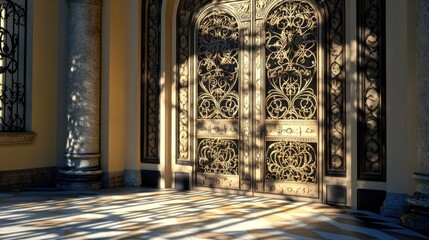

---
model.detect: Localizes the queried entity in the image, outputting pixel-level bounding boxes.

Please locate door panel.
[255,0,321,198]
[194,4,251,190]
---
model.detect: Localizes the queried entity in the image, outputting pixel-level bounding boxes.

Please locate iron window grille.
[0,0,26,132]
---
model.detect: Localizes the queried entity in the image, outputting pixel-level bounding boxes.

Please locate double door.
[193,0,323,199]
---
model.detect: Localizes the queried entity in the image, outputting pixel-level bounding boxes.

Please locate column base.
[57,168,103,190]
[400,193,429,234]
[380,192,408,217]
[124,169,142,187]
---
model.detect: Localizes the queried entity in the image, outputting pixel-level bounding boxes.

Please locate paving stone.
[0,188,428,239]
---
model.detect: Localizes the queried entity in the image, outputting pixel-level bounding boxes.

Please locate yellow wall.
[0,0,58,171]
[0,0,143,175]
[124,0,142,171]
[101,0,126,173]
[101,0,142,174]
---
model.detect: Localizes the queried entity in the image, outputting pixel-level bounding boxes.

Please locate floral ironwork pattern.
[197,138,239,175]
[177,0,210,163]
[0,0,26,132]
[197,10,239,120]
[141,0,162,163]
[265,1,318,120]
[177,0,347,188]
[326,0,346,176]
[358,0,385,180]
[266,141,317,183]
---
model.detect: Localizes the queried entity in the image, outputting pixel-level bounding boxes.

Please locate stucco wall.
[0,0,143,184]
[101,0,142,178]
[101,0,127,174]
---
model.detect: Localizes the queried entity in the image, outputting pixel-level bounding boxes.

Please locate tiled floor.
[0,188,428,240]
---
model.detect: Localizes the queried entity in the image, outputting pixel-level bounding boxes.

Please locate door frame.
[184,0,326,202]
[171,0,348,203]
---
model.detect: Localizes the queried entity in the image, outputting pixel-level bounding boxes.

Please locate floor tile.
[0,188,428,239]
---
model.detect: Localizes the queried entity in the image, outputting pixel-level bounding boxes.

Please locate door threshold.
[192,186,323,202]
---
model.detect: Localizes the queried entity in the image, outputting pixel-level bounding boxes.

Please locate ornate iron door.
[194,2,252,190]
[254,0,322,198]
[192,0,323,198]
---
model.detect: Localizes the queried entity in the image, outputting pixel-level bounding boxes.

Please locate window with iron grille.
[0,0,26,132]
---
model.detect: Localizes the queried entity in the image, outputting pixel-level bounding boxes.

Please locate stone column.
[400,0,429,232]
[57,0,103,190]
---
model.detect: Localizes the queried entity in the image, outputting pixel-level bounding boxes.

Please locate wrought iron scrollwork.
[265,0,318,120]
[0,0,26,132]
[141,0,162,164]
[195,9,242,182]
[197,10,239,120]
[326,0,346,176]
[177,0,210,164]
[358,0,385,181]
[197,138,239,175]
[177,0,348,187]
[266,141,317,183]
[264,0,318,185]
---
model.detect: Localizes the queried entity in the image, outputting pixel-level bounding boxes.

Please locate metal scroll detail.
[266,141,317,183]
[177,0,210,164]
[358,0,385,180]
[264,0,319,185]
[141,0,162,164]
[197,139,239,175]
[195,8,242,186]
[326,0,346,176]
[197,10,239,120]
[265,1,318,120]
[176,0,346,191]
[0,0,26,132]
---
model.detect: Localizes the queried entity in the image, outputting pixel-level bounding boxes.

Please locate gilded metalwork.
[326,0,346,176]
[256,0,321,197]
[241,20,251,190]
[0,0,26,132]
[197,120,239,139]
[231,2,251,21]
[254,19,264,189]
[141,0,162,163]
[358,0,385,180]
[265,120,317,140]
[196,174,240,188]
[265,0,318,120]
[194,5,249,190]
[177,0,210,163]
[197,9,240,120]
[266,141,317,183]
[256,0,276,18]
[175,0,347,197]
[197,138,239,175]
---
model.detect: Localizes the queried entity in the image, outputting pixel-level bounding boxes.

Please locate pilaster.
[400,0,429,232]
